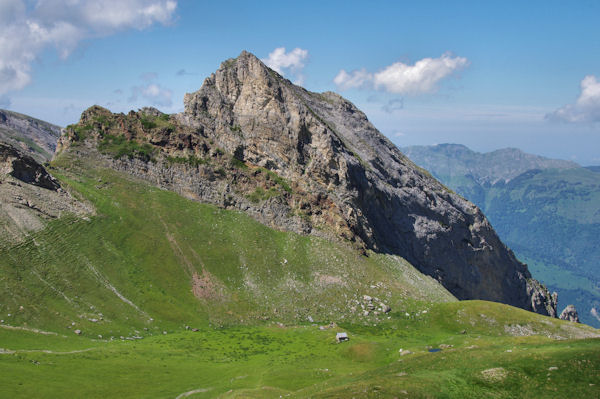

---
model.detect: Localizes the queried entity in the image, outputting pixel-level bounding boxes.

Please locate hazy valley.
[403,144,600,328]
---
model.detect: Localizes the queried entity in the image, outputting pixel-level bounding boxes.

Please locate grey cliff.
[58,51,557,317]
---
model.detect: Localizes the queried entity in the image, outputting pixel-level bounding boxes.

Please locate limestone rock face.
[177,51,555,316]
[559,305,580,323]
[60,51,557,317]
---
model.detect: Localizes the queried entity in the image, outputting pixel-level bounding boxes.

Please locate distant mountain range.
[0,109,61,163]
[402,144,600,327]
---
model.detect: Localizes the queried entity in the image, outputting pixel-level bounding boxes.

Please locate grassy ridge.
[0,154,454,338]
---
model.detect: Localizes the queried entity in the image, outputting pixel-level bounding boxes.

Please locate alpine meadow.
[1,2,599,398]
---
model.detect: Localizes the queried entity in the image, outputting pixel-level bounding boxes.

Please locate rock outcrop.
[0,143,91,241]
[57,51,557,317]
[1,143,60,190]
[559,305,580,323]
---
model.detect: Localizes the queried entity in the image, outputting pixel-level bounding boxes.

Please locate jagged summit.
[58,50,557,317]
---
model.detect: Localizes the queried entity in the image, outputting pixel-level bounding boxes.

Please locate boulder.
[559,305,580,323]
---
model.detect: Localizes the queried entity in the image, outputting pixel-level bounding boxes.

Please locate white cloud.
[129,73,172,107]
[333,68,372,90]
[547,75,600,123]
[0,0,25,25]
[262,47,308,74]
[129,83,172,107]
[0,0,177,97]
[262,47,308,84]
[334,53,469,95]
[77,0,176,30]
[32,0,177,32]
[374,53,469,94]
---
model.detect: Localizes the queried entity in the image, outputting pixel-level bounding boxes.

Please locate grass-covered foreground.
[1,301,599,398]
[1,153,599,397]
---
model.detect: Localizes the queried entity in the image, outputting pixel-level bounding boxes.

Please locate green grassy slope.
[0,152,454,339]
[1,301,598,398]
[0,152,599,397]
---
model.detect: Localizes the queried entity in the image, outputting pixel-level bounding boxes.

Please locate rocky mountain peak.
[187,51,274,109]
[59,51,557,317]
[180,50,326,177]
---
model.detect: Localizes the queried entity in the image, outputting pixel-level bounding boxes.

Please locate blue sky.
[2,0,600,164]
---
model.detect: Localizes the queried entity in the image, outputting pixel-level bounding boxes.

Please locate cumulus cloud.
[129,82,172,107]
[334,53,469,95]
[0,0,177,97]
[262,47,308,84]
[546,75,600,123]
[129,72,172,107]
[333,68,372,90]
